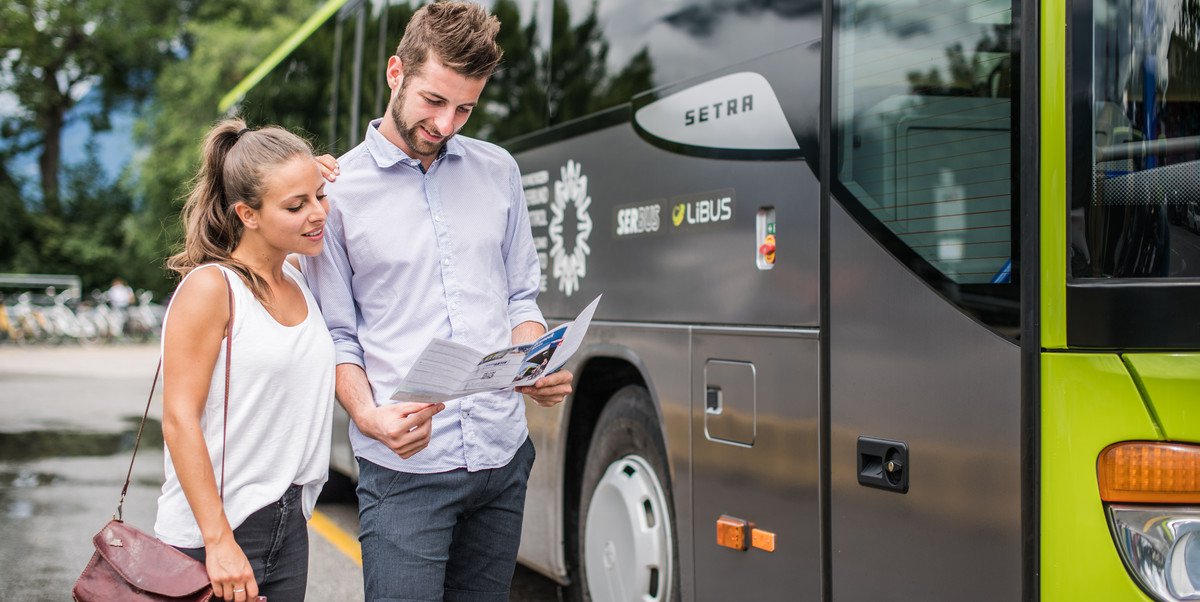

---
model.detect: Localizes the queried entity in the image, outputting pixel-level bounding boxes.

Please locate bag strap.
[116,268,235,520]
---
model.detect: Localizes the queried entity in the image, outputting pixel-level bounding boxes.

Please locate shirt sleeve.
[502,161,546,331]
[301,203,366,368]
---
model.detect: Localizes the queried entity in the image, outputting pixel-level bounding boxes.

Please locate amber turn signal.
[716,515,748,551]
[750,528,776,552]
[1098,441,1200,504]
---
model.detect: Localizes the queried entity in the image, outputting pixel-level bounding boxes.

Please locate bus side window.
[833,0,1019,331]
[837,1,1015,285]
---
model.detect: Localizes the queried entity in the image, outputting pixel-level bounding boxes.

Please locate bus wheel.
[570,385,678,602]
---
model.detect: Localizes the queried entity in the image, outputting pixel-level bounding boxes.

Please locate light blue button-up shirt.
[302,119,545,473]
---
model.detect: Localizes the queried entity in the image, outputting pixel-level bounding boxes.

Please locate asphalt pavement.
[0,344,559,601]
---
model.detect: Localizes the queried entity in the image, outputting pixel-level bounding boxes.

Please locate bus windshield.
[1072,0,1200,280]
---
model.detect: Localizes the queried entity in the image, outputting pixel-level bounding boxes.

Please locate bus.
[222,0,1200,599]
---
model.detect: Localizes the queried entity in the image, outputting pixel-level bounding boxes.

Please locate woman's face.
[248,156,329,256]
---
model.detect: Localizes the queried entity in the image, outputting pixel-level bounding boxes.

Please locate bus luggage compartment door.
[691,331,819,601]
[703,360,756,446]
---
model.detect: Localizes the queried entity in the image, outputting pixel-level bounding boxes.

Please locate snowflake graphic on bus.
[548,160,593,296]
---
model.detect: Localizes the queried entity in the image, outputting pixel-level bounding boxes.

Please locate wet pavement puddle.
[0,416,161,461]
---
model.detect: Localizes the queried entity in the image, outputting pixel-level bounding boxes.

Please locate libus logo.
[548,160,593,297]
[672,195,733,227]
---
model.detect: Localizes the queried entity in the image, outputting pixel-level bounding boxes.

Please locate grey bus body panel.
[830,202,1021,599]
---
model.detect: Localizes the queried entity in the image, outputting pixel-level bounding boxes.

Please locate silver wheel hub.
[584,454,672,602]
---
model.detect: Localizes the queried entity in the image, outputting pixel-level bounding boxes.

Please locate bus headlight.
[1107,506,1200,601]
[1100,442,1200,601]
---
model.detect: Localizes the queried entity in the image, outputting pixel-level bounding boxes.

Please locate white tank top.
[155,263,335,548]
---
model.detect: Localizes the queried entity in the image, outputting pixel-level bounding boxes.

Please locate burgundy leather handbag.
[73,272,238,602]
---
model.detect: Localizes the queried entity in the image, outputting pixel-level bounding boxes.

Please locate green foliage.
[0,0,190,214]
[0,168,37,270]
[0,0,194,296]
[0,145,147,293]
[0,0,317,298]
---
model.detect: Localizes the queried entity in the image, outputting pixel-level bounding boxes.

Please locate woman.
[156,119,335,602]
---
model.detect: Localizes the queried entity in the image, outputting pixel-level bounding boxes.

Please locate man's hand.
[356,401,445,458]
[315,154,339,181]
[517,370,573,407]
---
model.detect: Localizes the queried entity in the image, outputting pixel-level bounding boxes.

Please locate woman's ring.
[233,588,245,593]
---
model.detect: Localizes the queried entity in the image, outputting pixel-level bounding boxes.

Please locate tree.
[470,0,546,142]
[547,0,653,126]
[0,0,190,216]
[0,164,35,270]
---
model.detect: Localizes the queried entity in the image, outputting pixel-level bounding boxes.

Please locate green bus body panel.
[1041,0,1068,349]
[1123,354,1200,442]
[217,0,349,113]
[1041,353,1157,601]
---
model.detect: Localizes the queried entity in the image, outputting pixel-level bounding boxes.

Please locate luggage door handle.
[857,437,909,493]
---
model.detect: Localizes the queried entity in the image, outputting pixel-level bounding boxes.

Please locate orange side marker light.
[716,515,749,551]
[751,528,776,553]
[1098,441,1200,504]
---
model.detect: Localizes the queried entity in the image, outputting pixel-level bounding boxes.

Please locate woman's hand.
[205,531,258,601]
[316,154,339,182]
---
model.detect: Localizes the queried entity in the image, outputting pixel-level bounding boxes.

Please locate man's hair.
[396,0,503,80]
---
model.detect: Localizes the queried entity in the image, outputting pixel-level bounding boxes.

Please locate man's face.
[388,56,487,162]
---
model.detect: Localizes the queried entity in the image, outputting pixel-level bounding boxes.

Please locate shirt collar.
[364,118,465,170]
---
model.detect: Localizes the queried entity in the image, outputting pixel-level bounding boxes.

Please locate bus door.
[828,0,1023,598]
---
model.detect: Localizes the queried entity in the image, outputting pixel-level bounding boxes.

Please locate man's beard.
[390,90,451,159]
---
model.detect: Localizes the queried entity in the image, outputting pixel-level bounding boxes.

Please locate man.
[302,1,573,600]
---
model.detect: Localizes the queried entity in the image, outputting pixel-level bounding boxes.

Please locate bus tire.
[568,385,678,602]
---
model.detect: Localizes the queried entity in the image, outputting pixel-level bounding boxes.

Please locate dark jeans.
[176,484,309,601]
[357,437,535,602]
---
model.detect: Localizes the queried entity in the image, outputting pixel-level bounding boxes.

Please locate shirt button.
[435,215,443,222]
[442,258,450,266]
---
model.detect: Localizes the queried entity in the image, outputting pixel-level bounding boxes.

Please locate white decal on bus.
[549,160,593,296]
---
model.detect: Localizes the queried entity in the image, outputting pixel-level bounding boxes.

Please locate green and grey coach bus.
[222,0,1200,599]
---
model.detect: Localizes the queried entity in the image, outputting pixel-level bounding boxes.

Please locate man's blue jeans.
[356,437,535,602]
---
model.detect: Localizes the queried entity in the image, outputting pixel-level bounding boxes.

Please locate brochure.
[389,295,602,403]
